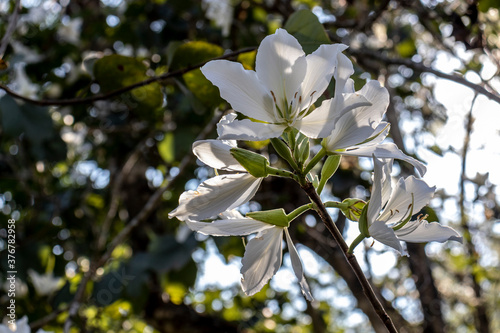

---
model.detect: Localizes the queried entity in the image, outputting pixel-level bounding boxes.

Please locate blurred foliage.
[0,0,499,332]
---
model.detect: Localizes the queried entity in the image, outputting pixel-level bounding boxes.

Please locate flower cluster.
[169,29,462,300]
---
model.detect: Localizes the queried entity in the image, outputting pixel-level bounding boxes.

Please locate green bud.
[270,138,294,163]
[317,155,341,194]
[357,201,370,237]
[293,133,310,165]
[340,198,367,222]
[230,148,269,178]
[246,208,289,227]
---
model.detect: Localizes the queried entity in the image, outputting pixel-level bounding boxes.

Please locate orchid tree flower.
[168,132,263,221]
[185,209,313,301]
[201,28,363,141]
[350,157,462,254]
[319,80,427,176]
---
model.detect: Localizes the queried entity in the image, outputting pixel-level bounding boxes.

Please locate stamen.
[310,90,316,97]
[270,90,277,104]
[294,92,298,99]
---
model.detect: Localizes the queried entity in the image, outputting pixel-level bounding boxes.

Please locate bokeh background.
[0,0,499,332]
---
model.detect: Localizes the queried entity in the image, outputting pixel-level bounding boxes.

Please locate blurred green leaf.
[284,9,331,54]
[158,132,175,164]
[396,39,417,58]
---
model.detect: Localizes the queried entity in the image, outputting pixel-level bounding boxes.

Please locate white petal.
[334,53,355,96]
[256,29,306,107]
[297,93,370,138]
[168,174,262,221]
[193,140,245,172]
[324,81,389,149]
[369,220,403,254]
[241,227,284,296]
[367,157,388,225]
[395,219,463,243]
[201,60,276,123]
[299,43,348,109]
[185,217,274,236]
[217,118,287,141]
[284,229,313,301]
[341,143,427,176]
[379,176,435,224]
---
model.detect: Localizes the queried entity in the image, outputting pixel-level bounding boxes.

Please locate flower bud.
[357,202,370,237]
[230,147,269,178]
[246,208,289,227]
[340,198,366,222]
[270,138,294,164]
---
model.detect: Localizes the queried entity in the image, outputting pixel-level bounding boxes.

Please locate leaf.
[396,39,417,58]
[93,55,163,112]
[158,132,175,163]
[284,9,331,54]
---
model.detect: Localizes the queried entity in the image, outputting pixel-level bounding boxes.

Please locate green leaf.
[247,208,289,227]
[396,39,417,58]
[284,9,331,54]
[158,132,175,163]
[93,55,163,112]
[478,0,500,12]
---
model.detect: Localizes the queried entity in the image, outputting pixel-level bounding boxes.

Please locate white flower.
[202,0,234,37]
[28,269,63,296]
[202,29,355,141]
[185,210,313,300]
[365,157,462,254]
[0,316,53,333]
[169,123,263,221]
[320,79,427,175]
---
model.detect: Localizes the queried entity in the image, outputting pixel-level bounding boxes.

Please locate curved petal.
[367,157,391,226]
[168,174,262,221]
[185,217,274,236]
[299,43,348,109]
[334,53,355,96]
[284,229,313,301]
[296,93,370,139]
[255,29,306,107]
[395,219,463,243]
[193,140,245,172]
[369,220,403,254]
[217,118,287,141]
[201,60,276,122]
[341,143,427,176]
[241,227,283,296]
[379,176,435,224]
[324,81,389,149]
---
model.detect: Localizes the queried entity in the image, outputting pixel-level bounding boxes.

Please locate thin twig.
[59,109,222,332]
[0,47,257,106]
[347,48,500,105]
[301,182,399,333]
[0,0,21,58]
[459,94,490,333]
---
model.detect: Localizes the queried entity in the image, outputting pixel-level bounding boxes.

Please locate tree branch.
[301,181,399,333]
[0,0,21,58]
[0,47,256,106]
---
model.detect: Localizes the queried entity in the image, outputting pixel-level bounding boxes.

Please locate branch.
[347,48,500,105]
[0,0,21,58]
[459,94,490,333]
[301,182,399,333]
[0,47,256,106]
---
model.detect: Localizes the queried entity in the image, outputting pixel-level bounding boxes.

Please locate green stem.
[287,203,313,222]
[348,234,367,254]
[303,147,326,176]
[324,201,348,209]
[266,166,298,181]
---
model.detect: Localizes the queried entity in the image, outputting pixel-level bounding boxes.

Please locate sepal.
[246,208,289,227]
[340,198,366,222]
[230,147,269,178]
[357,201,370,237]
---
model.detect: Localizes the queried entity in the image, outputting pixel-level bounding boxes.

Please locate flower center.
[269,90,317,125]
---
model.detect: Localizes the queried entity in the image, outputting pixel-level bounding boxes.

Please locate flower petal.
[193,139,245,172]
[168,174,262,221]
[284,229,313,301]
[296,93,370,138]
[395,219,463,243]
[367,157,391,226]
[379,176,435,224]
[369,220,403,254]
[185,217,274,236]
[255,29,306,107]
[217,118,287,141]
[241,227,284,296]
[341,143,427,176]
[299,43,348,109]
[201,60,276,122]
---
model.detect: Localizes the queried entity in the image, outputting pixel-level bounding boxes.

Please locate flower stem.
[287,203,313,222]
[300,181,398,333]
[303,147,326,176]
[348,234,366,254]
[266,166,298,181]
